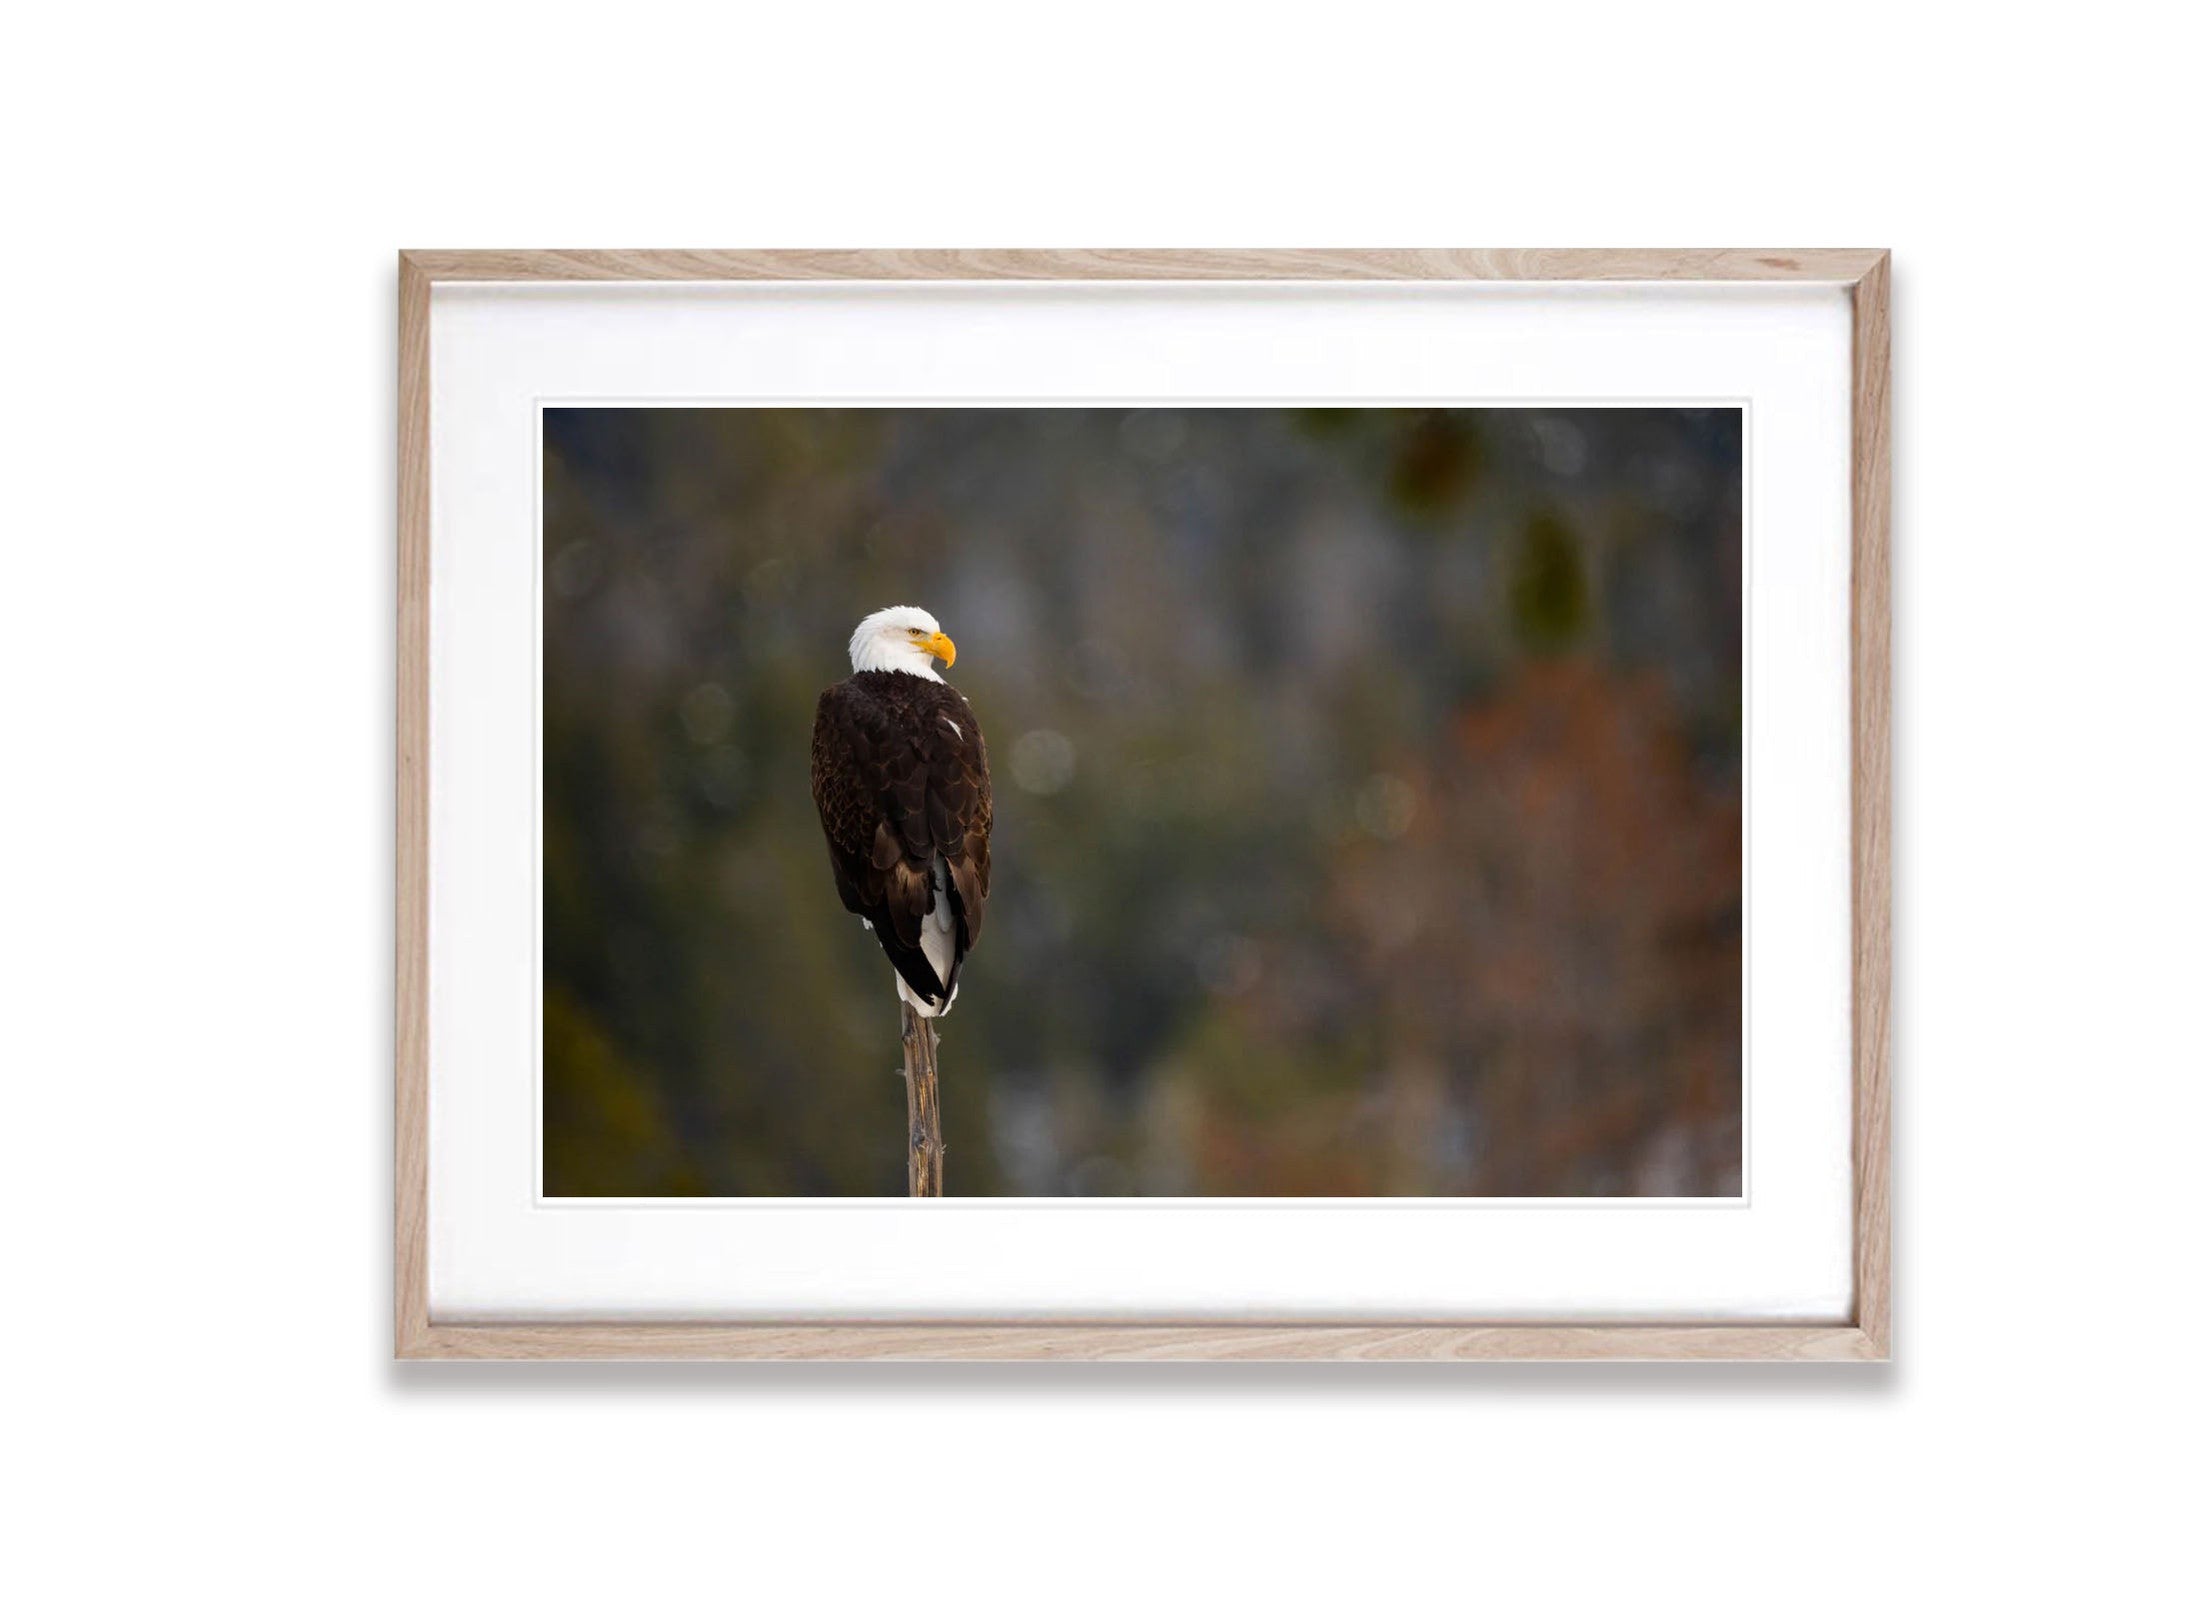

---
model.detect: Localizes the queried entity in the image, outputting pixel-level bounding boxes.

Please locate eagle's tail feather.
[896,969,954,1019]
[873,922,948,1011]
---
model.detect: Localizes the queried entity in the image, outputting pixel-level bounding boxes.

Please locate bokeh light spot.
[1354,773,1417,840]
[1011,729,1077,795]
[679,682,735,744]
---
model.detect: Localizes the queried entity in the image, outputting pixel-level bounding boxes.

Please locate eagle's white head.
[849,605,957,679]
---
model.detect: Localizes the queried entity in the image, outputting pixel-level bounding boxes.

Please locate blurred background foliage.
[544,407,1742,1197]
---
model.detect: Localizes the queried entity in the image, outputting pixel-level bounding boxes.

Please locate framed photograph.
[397,249,1889,1359]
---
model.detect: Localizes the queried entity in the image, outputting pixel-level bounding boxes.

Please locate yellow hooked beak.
[920,631,957,668]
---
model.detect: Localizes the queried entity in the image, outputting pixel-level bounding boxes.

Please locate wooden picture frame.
[397,249,1890,1360]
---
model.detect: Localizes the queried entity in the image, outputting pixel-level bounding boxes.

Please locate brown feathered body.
[810,669,993,1015]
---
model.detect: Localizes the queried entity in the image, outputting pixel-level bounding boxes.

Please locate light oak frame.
[397,249,1891,1360]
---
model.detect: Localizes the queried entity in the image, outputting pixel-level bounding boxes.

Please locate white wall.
[8,4,2192,1593]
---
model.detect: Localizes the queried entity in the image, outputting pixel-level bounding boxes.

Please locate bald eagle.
[810,606,993,1018]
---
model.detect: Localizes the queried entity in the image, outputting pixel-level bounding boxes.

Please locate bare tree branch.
[900,1002,944,1197]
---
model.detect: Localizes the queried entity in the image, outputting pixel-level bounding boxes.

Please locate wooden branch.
[899,1002,944,1197]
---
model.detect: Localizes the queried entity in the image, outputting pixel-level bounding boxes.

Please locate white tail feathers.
[897,861,960,1017]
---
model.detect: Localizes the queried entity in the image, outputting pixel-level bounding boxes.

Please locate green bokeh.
[544,408,1743,1197]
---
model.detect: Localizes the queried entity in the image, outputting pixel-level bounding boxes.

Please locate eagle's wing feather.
[934,728,991,955]
[812,682,944,1003]
[812,676,992,1009]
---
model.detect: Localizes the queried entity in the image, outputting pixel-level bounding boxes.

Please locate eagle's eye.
[907,627,924,637]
